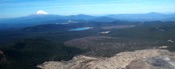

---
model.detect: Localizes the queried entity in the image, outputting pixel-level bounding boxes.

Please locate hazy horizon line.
[1,12,175,19]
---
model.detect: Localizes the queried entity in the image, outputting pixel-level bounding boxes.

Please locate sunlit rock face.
[37,49,175,69]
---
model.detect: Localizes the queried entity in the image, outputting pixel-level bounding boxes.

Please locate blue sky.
[0,0,175,18]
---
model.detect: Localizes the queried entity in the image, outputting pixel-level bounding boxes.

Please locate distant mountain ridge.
[90,17,117,22]
[106,12,175,21]
[0,12,175,29]
[1,12,175,22]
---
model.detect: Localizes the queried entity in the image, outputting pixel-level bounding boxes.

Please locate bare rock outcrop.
[37,49,175,69]
[0,50,4,63]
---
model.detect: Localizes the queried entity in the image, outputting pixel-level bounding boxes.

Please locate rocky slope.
[37,49,175,69]
[0,50,5,63]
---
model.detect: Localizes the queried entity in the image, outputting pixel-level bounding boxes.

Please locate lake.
[69,27,93,31]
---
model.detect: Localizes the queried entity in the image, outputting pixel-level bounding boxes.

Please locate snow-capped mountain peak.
[35,10,48,15]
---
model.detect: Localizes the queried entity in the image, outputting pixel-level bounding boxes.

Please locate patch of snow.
[100,31,110,34]
[168,40,174,43]
[159,46,168,49]
[35,10,48,15]
[169,62,175,68]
